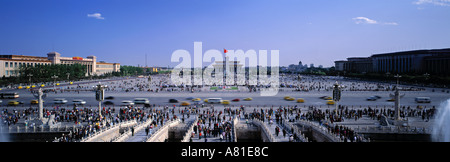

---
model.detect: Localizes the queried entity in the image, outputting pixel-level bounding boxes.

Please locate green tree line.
[18,63,87,83]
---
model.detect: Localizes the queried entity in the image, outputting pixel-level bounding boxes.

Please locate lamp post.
[51,75,58,91]
[27,74,33,87]
[95,83,106,121]
[392,74,404,121]
[332,81,341,116]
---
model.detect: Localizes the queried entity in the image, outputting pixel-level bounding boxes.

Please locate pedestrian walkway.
[264,120,291,142]
[125,125,159,142]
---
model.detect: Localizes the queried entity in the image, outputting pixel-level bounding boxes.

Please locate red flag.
[224,49,228,53]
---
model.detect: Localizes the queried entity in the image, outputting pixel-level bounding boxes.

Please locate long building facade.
[0,52,120,77]
[335,48,450,75]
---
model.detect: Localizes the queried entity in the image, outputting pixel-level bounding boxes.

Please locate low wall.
[146,119,180,142]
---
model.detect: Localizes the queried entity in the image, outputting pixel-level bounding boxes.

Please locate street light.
[27,74,33,86]
[95,82,107,121]
[394,74,401,89]
[332,81,341,115]
[51,75,58,91]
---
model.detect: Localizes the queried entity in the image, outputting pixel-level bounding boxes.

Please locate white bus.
[0,93,19,99]
[207,98,223,104]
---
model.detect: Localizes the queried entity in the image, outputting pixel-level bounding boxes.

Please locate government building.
[335,48,450,75]
[0,52,120,77]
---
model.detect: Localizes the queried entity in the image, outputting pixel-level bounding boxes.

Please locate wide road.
[1,88,448,109]
[1,75,449,110]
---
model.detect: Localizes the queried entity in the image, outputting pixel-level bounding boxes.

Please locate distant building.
[335,48,450,75]
[0,52,120,77]
[287,61,307,73]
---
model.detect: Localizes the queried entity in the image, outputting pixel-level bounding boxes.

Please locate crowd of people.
[191,108,235,142]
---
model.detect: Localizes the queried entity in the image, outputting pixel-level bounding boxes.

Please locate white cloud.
[87,13,105,20]
[413,0,450,6]
[352,17,398,26]
[383,22,399,26]
[352,17,378,24]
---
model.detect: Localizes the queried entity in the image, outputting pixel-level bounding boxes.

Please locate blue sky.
[1,0,450,67]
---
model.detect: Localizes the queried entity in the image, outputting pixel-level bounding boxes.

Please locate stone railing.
[353,125,432,134]
[81,120,137,142]
[1,125,79,133]
[251,119,276,142]
[280,119,309,142]
[181,117,198,142]
[146,119,180,142]
[112,118,154,142]
[296,119,342,142]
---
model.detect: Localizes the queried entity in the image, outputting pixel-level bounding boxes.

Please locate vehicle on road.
[8,101,19,106]
[134,98,150,104]
[192,98,201,101]
[232,98,240,102]
[415,97,431,103]
[285,97,295,101]
[387,98,395,102]
[31,100,43,104]
[103,101,114,105]
[326,100,335,105]
[243,97,252,101]
[193,100,203,105]
[169,99,179,103]
[181,101,190,106]
[366,96,378,101]
[54,98,68,104]
[297,98,305,103]
[207,98,223,104]
[121,100,134,106]
[72,99,86,105]
[105,96,115,100]
[222,100,230,105]
[0,93,19,99]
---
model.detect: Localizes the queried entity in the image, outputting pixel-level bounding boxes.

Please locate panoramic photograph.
[1,0,450,158]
